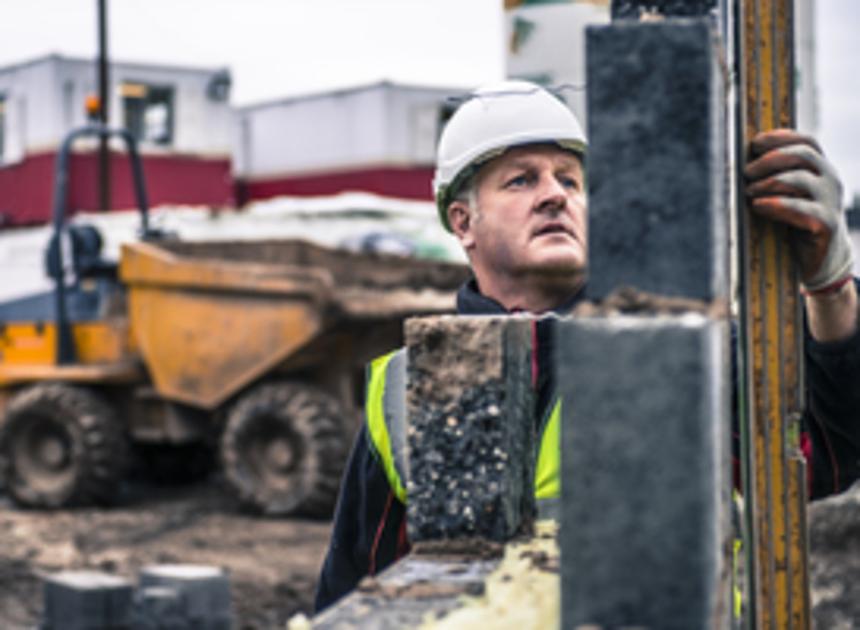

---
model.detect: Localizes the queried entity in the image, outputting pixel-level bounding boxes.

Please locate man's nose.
[534,174,568,212]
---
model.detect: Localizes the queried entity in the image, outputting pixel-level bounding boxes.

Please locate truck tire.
[220,382,347,517]
[0,383,126,508]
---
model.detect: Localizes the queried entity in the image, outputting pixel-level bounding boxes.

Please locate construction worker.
[314,80,860,611]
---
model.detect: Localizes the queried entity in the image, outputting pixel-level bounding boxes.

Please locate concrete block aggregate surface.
[405,315,536,542]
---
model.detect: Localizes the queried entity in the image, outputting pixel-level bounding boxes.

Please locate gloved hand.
[745,129,854,293]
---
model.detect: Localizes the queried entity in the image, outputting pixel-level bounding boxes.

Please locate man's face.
[451,145,587,288]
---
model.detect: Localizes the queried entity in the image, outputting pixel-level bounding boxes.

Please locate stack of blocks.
[558,12,732,630]
[41,564,232,630]
[369,7,734,629]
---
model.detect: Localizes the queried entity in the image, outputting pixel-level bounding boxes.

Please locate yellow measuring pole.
[738,0,811,627]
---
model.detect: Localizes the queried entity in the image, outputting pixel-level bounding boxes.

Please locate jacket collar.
[455,278,586,316]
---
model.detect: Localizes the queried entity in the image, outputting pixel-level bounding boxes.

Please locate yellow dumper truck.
[0,125,467,516]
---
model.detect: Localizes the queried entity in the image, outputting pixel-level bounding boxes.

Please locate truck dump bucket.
[120,239,467,410]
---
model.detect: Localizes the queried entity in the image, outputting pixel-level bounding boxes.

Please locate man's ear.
[447,201,476,250]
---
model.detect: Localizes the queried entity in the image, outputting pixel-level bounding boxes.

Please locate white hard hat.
[433,80,587,231]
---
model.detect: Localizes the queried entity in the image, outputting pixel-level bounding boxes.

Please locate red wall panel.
[0,153,56,226]
[239,166,435,205]
[0,151,233,227]
[0,153,432,228]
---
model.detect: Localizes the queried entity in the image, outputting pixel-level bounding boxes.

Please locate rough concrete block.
[137,565,232,630]
[405,315,536,542]
[41,571,133,630]
[586,19,728,301]
[313,555,500,630]
[557,315,730,630]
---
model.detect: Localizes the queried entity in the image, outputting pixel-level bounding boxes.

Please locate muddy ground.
[0,476,332,630]
[2,469,857,630]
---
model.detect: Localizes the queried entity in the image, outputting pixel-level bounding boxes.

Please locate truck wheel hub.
[38,436,69,469]
[266,438,295,471]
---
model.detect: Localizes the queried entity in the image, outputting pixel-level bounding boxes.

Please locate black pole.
[51,123,152,363]
[97,0,110,212]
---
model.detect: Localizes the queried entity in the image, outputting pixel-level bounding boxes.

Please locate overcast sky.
[0,0,505,102]
[1,0,857,200]
[816,0,860,205]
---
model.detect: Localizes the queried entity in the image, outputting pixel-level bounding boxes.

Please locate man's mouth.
[533,222,573,238]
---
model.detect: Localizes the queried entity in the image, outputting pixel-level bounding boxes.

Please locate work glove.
[745,129,854,293]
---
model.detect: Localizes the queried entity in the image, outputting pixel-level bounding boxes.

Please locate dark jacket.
[802,280,860,496]
[314,278,860,612]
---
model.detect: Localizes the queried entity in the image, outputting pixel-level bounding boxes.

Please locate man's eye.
[559,176,580,190]
[506,174,530,188]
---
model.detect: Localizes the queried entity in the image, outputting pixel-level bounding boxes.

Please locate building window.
[121,82,174,146]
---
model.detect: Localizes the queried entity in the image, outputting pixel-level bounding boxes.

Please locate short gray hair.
[452,174,479,211]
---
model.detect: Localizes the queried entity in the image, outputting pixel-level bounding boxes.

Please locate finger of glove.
[748,170,833,221]
[773,169,833,208]
[749,197,854,288]
[749,197,832,283]
[745,143,822,180]
[749,129,822,157]
[746,173,813,201]
[748,144,841,203]
[778,167,843,216]
[748,196,830,235]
